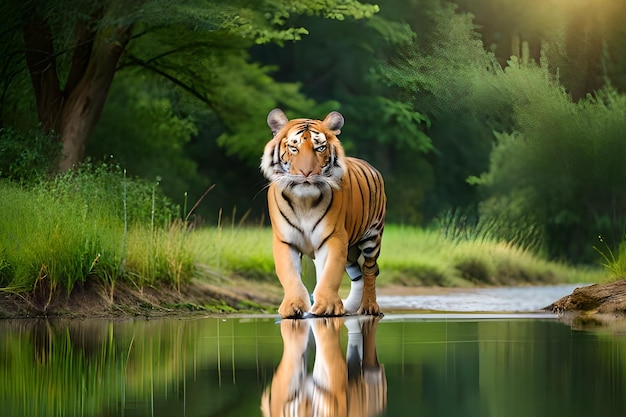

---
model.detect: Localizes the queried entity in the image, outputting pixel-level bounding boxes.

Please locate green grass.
[186,225,606,288]
[187,226,275,281]
[378,226,604,286]
[0,166,194,308]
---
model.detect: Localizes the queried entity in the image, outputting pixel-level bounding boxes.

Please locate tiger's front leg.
[311,236,347,316]
[273,236,311,318]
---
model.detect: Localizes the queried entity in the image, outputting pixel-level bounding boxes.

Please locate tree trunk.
[22,13,63,133]
[56,25,132,171]
[22,7,131,173]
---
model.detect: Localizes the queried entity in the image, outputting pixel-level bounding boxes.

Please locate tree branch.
[64,6,104,96]
[122,53,216,110]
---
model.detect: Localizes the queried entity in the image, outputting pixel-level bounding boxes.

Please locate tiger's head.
[260,109,347,191]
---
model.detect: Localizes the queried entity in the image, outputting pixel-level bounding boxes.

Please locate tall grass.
[377,226,603,287]
[593,235,626,281]
[187,225,275,281]
[0,164,194,308]
[187,225,605,289]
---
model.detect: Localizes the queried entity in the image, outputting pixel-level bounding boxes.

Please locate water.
[1,308,625,417]
[378,283,586,312]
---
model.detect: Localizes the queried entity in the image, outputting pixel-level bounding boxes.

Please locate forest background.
[1,0,626,271]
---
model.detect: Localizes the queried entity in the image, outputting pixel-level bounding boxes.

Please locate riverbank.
[0,276,283,319]
[2,272,618,320]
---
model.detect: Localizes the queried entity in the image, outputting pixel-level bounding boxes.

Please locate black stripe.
[278,205,303,234]
[274,191,303,234]
[281,189,295,212]
[312,192,333,232]
[356,161,384,223]
[362,164,376,211]
[332,146,341,168]
[353,162,373,236]
[280,239,302,252]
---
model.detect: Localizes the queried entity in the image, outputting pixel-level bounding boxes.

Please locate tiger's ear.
[267,108,289,136]
[323,111,344,135]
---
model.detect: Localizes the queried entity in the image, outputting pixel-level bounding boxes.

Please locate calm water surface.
[1,310,625,417]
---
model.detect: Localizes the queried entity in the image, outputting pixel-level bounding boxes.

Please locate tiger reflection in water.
[261,316,386,417]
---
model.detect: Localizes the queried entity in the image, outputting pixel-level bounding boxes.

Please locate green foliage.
[368,1,626,263]
[48,161,180,226]
[0,128,60,181]
[371,0,501,221]
[138,0,379,45]
[472,83,626,262]
[88,70,207,203]
[378,225,599,287]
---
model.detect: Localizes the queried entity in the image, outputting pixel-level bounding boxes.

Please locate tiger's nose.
[299,169,313,177]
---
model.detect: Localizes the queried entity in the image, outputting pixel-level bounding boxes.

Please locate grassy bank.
[0,166,194,314]
[0,168,608,316]
[186,225,605,288]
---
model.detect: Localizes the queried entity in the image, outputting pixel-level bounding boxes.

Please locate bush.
[473,85,626,262]
[0,127,60,181]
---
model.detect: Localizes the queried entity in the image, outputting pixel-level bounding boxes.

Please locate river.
[0,285,624,417]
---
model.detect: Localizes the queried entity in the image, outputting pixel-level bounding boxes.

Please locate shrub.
[472,85,626,262]
[0,127,60,181]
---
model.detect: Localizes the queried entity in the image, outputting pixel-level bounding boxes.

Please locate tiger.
[260,108,386,318]
[260,316,387,417]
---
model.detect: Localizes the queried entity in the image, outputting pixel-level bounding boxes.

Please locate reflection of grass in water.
[0,318,282,417]
[0,320,124,417]
[2,318,625,416]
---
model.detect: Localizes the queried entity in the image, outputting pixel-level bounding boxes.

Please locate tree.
[1,0,378,172]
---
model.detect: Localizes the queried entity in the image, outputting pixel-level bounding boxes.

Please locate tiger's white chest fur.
[274,182,335,258]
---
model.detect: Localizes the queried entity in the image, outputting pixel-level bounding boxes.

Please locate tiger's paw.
[357,300,381,316]
[311,293,345,317]
[279,296,312,319]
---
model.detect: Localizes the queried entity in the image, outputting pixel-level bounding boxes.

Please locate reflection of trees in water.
[382,320,626,416]
[262,316,387,417]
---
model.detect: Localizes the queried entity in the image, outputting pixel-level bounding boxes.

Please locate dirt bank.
[0,277,282,319]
